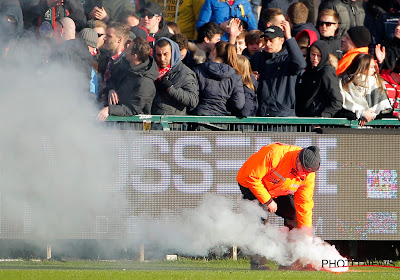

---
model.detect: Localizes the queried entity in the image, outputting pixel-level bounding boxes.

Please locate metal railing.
[105,115,400,132]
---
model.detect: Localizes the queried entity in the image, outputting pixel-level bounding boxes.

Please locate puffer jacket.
[196,0,257,38]
[192,61,245,116]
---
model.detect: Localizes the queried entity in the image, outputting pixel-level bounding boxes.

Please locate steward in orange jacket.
[237,143,320,230]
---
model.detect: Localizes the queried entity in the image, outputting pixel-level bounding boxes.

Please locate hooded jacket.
[151,37,199,115]
[0,0,23,37]
[250,37,306,117]
[237,143,315,228]
[108,56,159,116]
[292,23,320,40]
[156,0,205,40]
[296,40,343,117]
[192,61,245,116]
[240,74,258,117]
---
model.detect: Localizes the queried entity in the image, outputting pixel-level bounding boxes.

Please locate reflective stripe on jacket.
[237,143,315,227]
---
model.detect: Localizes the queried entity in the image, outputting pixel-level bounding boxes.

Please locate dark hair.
[171,33,188,50]
[117,10,140,24]
[245,30,263,45]
[214,41,240,73]
[166,21,181,34]
[262,8,284,25]
[197,22,224,43]
[155,38,171,49]
[130,37,151,62]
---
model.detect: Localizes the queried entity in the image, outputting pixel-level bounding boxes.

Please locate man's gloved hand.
[155,76,173,91]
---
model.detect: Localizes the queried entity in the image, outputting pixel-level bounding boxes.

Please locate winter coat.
[295,40,343,117]
[382,37,400,70]
[320,35,343,59]
[108,57,159,116]
[156,0,205,40]
[196,0,257,41]
[192,62,245,116]
[151,37,199,115]
[250,38,306,117]
[336,46,369,76]
[237,142,315,228]
[83,0,135,23]
[21,0,86,31]
[240,75,258,117]
[319,0,365,38]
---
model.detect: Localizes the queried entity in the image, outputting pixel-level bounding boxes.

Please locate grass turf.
[0,259,399,280]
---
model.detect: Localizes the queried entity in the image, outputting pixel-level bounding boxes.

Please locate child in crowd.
[243,30,264,59]
[235,30,248,55]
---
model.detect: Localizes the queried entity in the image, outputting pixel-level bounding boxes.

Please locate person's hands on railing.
[97,107,109,122]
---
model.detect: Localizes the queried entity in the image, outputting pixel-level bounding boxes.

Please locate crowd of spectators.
[2,0,400,126]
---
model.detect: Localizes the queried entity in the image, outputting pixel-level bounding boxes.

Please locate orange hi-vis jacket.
[336,47,369,76]
[237,143,315,228]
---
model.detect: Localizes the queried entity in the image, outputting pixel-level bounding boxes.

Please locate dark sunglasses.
[141,13,156,19]
[97,33,105,38]
[318,21,336,27]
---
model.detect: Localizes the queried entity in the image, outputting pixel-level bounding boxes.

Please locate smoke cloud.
[129,194,345,270]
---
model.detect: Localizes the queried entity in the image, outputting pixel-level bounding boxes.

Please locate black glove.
[155,76,173,91]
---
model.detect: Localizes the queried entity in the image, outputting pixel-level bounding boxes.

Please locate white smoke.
[0,36,123,241]
[130,194,345,270]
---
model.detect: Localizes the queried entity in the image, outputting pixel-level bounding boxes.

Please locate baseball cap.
[140,2,163,17]
[261,26,284,39]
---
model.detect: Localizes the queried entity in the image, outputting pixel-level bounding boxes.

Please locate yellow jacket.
[156,0,205,40]
[237,143,315,228]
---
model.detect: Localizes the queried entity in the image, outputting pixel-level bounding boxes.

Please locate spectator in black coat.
[317,9,343,59]
[382,19,400,70]
[151,37,199,115]
[192,41,245,116]
[97,37,159,121]
[295,40,343,117]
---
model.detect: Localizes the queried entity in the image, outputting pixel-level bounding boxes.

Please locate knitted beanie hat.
[79,28,98,48]
[347,26,371,48]
[299,146,320,172]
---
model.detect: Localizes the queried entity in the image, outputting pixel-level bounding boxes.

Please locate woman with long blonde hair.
[237,55,258,116]
[337,53,392,126]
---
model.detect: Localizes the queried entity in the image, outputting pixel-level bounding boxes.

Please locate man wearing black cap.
[237,142,320,270]
[139,1,172,41]
[250,21,306,117]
